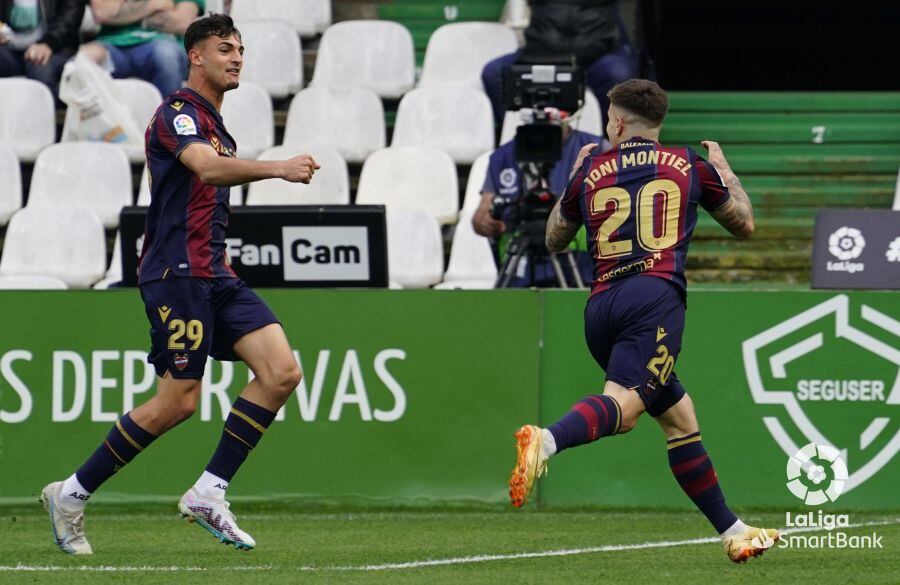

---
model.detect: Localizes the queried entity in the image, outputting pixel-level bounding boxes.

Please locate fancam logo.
[786,443,848,505]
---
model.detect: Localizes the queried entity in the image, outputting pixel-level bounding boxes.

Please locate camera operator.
[472,110,604,287]
[482,0,638,132]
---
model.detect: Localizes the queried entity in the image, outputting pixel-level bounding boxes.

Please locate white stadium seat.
[0,78,55,162]
[463,150,494,214]
[93,233,123,289]
[283,86,385,164]
[247,146,349,205]
[435,211,498,290]
[311,20,415,99]
[356,147,459,225]
[391,86,494,164]
[235,22,302,98]
[386,210,444,289]
[114,78,164,128]
[28,143,132,228]
[0,275,69,290]
[0,144,22,225]
[62,78,163,163]
[0,206,106,288]
[205,0,224,14]
[500,89,604,144]
[138,165,243,206]
[220,81,274,160]
[232,0,330,37]
[418,22,519,90]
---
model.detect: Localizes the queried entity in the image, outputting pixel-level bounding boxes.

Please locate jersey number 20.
[590,179,682,258]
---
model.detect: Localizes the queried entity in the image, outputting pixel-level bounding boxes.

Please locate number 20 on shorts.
[647,344,675,385]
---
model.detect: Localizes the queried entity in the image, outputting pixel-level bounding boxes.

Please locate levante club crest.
[743,294,900,496]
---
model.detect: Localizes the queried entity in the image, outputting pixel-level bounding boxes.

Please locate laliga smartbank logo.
[780,444,884,550]
[742,295,900,496]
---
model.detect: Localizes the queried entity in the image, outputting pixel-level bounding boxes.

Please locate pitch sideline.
[3,518,897,573]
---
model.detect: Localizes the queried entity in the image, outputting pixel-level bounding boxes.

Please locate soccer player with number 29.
[42,14,320,554]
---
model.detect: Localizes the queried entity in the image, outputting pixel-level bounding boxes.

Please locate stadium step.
[377,0,507,65]
[687,268,810,284]
[740,175,894,207]
[694,217,814,240]
[690,238,812,253]
[668,92,900,113]
[689,250,810,271]
[681,143,900,175]
[661,112,900,144]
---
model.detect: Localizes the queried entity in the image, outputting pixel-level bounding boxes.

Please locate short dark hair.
[183,13,241,53]
[607,79,669,126]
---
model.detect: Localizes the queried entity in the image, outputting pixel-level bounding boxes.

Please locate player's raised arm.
[701,140,755,239]
[545,142,597,253]
[178,143,320,187]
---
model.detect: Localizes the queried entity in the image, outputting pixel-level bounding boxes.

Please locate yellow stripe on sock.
[225,428,254,449]
[116,420,144,451]
[229,407,266,433]
[667,435,702,450]
[105,441,127,465]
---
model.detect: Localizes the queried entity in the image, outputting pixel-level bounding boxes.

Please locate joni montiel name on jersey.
[584,147,693,189]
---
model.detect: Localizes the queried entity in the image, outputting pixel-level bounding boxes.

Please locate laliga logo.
[828,226,865,260]
[786,443,849,505]
[743,295,900,495]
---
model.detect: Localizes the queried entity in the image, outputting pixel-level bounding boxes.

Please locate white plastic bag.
[59,53,143,146]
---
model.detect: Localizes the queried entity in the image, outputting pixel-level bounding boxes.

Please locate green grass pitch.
[2,503,899,584]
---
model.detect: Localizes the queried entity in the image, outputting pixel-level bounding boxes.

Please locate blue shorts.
[139,277,279,379]
[584,275,687,417]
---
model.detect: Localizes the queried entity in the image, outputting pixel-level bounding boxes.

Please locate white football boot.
[41,481,93,555]
[178,487,256,550]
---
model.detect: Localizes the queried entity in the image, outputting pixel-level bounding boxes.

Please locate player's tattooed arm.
[545,200,581,253]
[702,140,755,239]
[90,0,174,26]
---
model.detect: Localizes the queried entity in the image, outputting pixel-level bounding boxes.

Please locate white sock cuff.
[60,473,91,508]
[721,518,748,537]
[193,470,229,499]
[541,428,557,459]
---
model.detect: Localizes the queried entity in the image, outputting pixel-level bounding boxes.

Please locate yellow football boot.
[723,525,780,563]
[509,425,549,507]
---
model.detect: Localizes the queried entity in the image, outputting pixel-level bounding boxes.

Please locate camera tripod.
[495,218,585,289]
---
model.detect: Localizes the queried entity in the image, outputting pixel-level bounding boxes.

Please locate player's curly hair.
[608,79,669,126]
[184,13,241,53]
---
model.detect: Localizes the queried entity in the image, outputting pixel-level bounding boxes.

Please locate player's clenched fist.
[280,155,321,184]
[701,140,731,169]
[570,142,599,179]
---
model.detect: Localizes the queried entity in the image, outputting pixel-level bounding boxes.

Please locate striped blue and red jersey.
[559,136,731,297]
[139,87,238,284]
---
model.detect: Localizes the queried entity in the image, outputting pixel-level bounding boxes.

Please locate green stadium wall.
[0,290,897,511]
